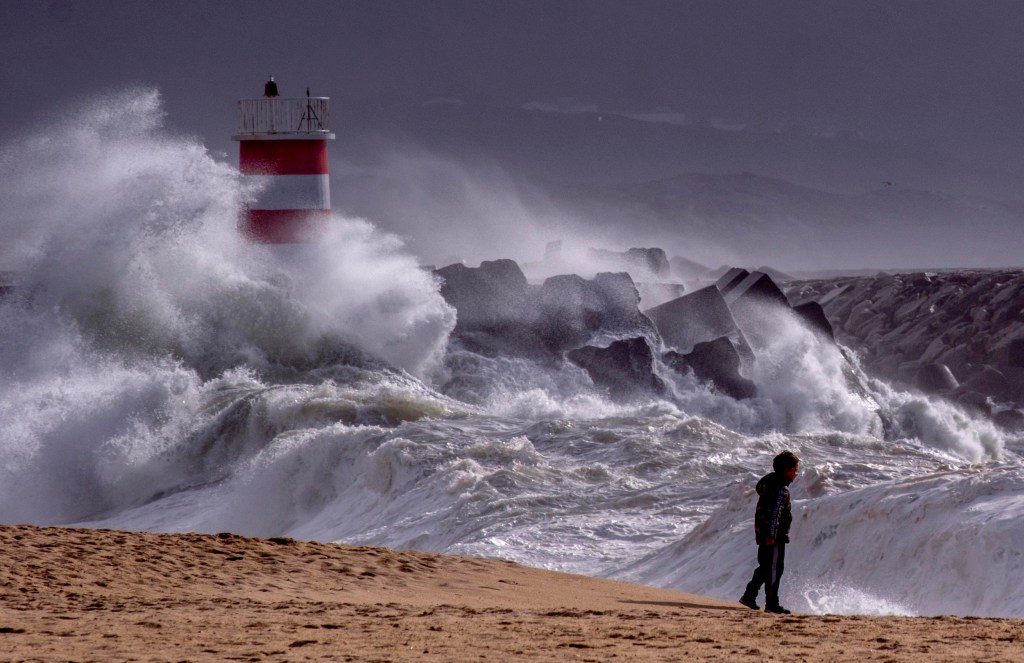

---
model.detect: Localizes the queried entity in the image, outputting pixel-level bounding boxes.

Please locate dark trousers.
[743,542,786,605]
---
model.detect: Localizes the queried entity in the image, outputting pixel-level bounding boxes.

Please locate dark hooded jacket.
[753,471,792,545]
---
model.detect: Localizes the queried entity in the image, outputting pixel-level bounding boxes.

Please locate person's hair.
[772,450,800,473]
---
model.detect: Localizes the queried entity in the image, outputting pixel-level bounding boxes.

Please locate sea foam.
[0,89,1020,617]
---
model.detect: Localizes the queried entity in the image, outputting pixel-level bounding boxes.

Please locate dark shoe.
[764,604,791,614]
[738,595,760,610]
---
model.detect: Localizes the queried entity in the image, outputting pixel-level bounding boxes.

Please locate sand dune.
[0,525,1021,661]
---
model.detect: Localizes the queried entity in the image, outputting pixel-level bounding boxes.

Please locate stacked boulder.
[787,270,1024,427]
[586,247,688,308]
[435,260,548,358]
[435,259,844,404]
[644,285,750,358]
[537,272,658,352]
[434,256,1024,429]
[587,247,672,280]
[643,268,837,399]
[663,337,756,399]
[567,337,666,401]
[435,260,664,401]
[642,284,756,398]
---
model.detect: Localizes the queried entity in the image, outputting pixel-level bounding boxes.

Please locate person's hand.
[764,537,775,546]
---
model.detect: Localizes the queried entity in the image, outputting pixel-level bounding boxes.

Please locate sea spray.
[0,88,454,523]
[0,88,454,378]
[624,464,1024,617]
[0,89,1020,618]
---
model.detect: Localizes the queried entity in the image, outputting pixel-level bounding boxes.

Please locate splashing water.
[0,89,1021,617]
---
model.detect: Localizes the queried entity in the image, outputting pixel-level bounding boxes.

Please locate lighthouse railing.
[236,98,331,136]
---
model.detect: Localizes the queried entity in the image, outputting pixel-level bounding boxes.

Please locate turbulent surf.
[1,90,1021,618]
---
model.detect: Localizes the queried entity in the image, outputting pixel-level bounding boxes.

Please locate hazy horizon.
[2,0,1023,271]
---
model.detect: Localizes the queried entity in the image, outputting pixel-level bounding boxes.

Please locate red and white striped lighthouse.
[232,85,334,243]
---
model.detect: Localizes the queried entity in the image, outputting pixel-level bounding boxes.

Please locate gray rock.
[588,247,671,279]
[817,284,850,307]
[919,336,949,365]
[434,260,554,359]
[635,282,687,309]
[538,272,656,353]
[783,271,1024,407]
[792,301,835,340]
[754,266,795,284]
[643,286,750,357]
[435,259,530,331]
[567,337,665,401]
[722,271,790,308]
[897,360,921,385]
[437,261,656,360]
[954,390,992,416]
[867,353,901,381]
[998,365,1024,406]
[893,296,925,324]
[845,300,876,333]
[715,267,750,295]
[963,366,1017,403]
[993,408,1024,431]
[996,337,1024,368]
[722,272,793,349]
[990,282,1022,306]
[915,363,959,394]
[935,345,971,382]
[664,337,757,399]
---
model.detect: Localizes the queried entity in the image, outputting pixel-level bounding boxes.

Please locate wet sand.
[0,524,1021,661]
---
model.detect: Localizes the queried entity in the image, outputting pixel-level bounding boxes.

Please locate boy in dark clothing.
[739,450,798,614]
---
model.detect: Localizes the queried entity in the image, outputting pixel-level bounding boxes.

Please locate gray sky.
[2,0,1023,163]
[2,0,1023,269]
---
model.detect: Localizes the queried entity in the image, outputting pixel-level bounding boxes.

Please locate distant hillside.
[328,100,1024,270]
[551,173,1024,270]
[331,99,1022,200]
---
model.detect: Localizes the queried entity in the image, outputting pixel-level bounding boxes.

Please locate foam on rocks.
[792,301,835,341]
[643,286,750,357]
[787,270,1024,427]
[567,337,665,401]
[435,260,658,360]
[0,94,1019,622]
[663,337,757,399]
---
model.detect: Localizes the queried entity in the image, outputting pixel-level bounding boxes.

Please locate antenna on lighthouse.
[299,91,323,132]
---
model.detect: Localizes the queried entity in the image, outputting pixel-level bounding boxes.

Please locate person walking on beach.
[739,450,799,614]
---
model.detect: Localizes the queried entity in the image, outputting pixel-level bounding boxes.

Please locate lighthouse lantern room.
[232,83,335,243]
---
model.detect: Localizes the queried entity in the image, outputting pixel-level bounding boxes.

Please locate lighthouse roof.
[233,97,335,140]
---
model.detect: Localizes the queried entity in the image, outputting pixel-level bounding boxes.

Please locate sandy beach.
[0,525,1020,661]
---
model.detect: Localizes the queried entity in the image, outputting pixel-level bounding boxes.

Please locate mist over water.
[0,88,454,518]
[1,90,1022,618]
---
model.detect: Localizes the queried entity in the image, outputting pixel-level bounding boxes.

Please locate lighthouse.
[232,82,335,243]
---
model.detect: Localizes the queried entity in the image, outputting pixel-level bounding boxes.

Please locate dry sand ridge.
[1,525,1022,661]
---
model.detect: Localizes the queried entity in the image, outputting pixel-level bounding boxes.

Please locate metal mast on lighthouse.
[232,80,335,243]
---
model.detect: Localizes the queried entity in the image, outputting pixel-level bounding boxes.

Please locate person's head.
[773,450,800,480]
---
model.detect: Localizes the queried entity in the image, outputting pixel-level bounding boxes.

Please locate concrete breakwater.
[788,269,1024,424]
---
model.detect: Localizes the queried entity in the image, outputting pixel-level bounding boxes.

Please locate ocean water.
[1,90,1022,618]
